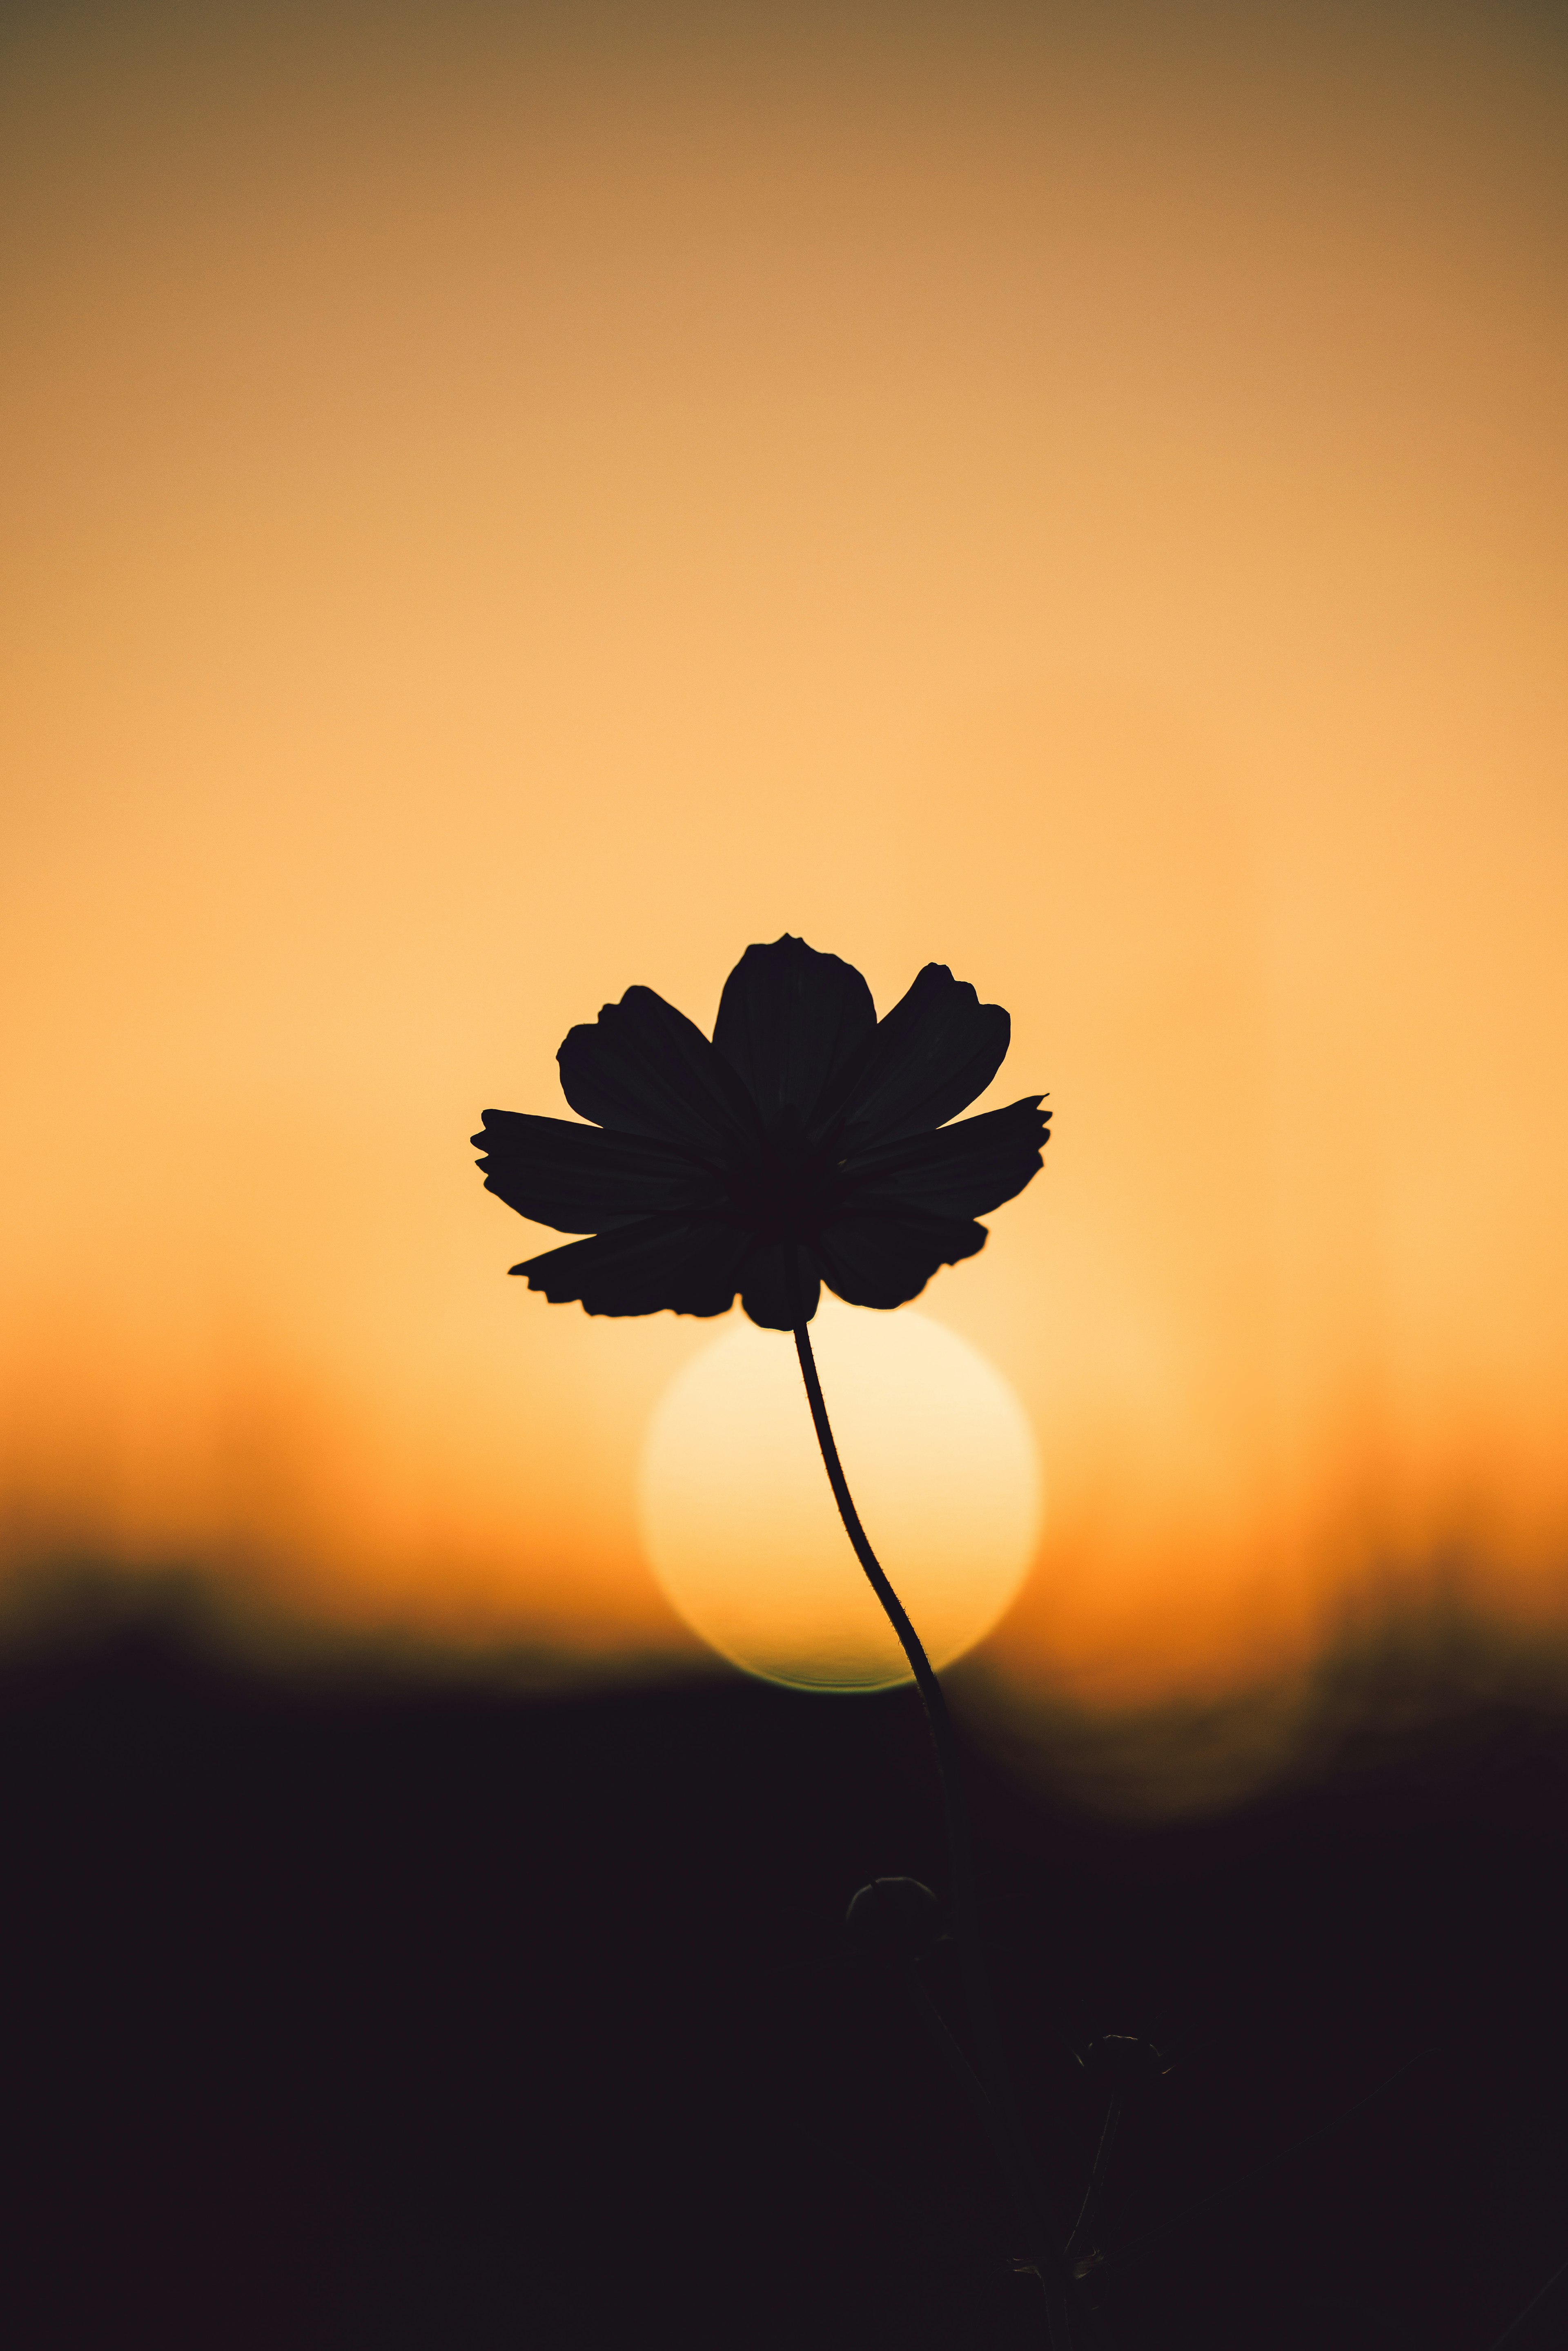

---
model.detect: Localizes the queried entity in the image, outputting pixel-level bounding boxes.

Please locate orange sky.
[2,2,1566,1739]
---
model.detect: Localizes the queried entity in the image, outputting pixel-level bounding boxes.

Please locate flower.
[472,935,1048,1330]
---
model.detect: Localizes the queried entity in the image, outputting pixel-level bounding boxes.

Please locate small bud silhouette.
[844,1877,941,1962]
[1077,2033,1172,2084]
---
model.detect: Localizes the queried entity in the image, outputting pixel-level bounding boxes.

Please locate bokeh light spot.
[640,1298,1041,1691]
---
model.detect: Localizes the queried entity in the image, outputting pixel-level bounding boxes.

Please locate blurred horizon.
[3,0,1566,1796]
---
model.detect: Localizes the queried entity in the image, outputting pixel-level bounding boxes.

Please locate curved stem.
[1065,2089,1124,2260]
[790,1301,1076,2331]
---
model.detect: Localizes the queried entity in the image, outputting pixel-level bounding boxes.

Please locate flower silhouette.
[473,935,1048,1329]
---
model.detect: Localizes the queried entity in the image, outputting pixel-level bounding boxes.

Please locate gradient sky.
[3,0,1566,1731]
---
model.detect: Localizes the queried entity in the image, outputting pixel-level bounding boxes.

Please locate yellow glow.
[641,1301,1040,1691]
[1,3,1566,1748]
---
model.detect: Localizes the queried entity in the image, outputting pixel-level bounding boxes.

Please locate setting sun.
[2,1,1566,1773]
[641,1300,1040,1692]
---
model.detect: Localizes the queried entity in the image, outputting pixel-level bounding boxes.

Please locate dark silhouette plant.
[471,939,1555,2348]
[474,935,1073,2331]
[474,933,1048,1327]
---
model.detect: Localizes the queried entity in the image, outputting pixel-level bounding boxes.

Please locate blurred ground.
[1,1594,1566,2349]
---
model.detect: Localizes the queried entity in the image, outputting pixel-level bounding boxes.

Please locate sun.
[639,1297,1041,1692]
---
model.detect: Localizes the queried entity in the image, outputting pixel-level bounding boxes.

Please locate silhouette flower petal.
[738,1241,821,1332]
[512,1217,756,1318]
[813,1209,989,1311]
[477,935,1048,1327]
[472,1111,726,1232]
[713,936,876,1135]
[841,1095,1049,1221]
[831,962,1011,1146]
[557,985,759,1153]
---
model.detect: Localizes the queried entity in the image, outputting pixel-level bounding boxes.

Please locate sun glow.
[640,1301,1040,1691]
[2,3,1567,1758]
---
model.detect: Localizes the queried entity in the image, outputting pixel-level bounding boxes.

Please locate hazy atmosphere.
[4,0,1566,1801]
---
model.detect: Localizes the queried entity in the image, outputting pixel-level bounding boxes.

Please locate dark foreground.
[1,1605,1566,2349]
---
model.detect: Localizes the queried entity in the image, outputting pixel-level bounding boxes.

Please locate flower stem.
[790,1307,1075,2331]
[902,1956,1056,2266]
[1065,2089,1124,2260]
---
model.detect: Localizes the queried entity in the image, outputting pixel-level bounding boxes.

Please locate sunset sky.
[3,0,1566,1755]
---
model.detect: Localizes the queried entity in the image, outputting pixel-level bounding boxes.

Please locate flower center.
[724,1108,847,1242]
